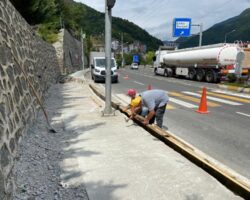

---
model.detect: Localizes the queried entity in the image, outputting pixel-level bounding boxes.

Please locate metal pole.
[191,23,203,47]
[81,29,85,70]
[121,33,124,67]
[199,23,203,47]
[104,0,112,114]
[60,15,63,29]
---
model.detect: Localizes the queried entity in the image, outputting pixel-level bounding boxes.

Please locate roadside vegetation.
[10,0,162,51]
[222,82,250,88]
[223,73,250,88]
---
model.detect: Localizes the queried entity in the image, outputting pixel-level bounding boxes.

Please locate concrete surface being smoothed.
[54,81,242,200]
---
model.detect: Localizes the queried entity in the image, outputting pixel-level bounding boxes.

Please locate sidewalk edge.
[218,84,250,93]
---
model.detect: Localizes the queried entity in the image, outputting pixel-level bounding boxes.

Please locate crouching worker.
[126,89,169,128]
[140,89,169,128]
[124,89,148,120]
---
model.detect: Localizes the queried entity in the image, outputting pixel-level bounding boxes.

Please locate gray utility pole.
[192,23,203,46]
[121,33,124,67]
[199,23,203,47]
[224,29,236,43]
[104,0,116,115]
[81,29,85,70]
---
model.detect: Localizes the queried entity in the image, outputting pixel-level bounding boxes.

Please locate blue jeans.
[149,104,167,128]
[140,107,148,117]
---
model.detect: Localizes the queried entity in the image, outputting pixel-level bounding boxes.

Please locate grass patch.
[37,22,60,43]
[222,82,250,88]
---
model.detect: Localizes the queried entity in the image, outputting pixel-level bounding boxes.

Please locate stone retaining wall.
[63,29,83,73]
[0,0,60,198]
[53,29,83,74]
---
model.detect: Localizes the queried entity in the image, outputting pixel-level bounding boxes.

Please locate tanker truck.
[153,43,248,83]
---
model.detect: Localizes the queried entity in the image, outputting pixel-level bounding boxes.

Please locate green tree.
[10,0,58,24]
[10,0,163,48]
[145,51,155,65]
[115,53,122,68]
[30,0,58,23]
[124,53,133,65]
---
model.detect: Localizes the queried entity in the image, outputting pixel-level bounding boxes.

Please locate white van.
[91,57,118,83]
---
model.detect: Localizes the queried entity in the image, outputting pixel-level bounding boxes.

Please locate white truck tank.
[163,43,245,66]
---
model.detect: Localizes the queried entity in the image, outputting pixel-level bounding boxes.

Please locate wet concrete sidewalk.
[49,78,242,200]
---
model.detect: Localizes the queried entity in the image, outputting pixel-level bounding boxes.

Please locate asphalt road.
[87,67,250,180]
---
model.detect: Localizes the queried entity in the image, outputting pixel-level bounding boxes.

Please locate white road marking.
[212,89,250,99]
[133,81,145,85]
[182,91,242,106]
[169,97,198,108]
[236,112,250,117]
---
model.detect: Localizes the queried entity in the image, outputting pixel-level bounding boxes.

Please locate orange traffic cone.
[147,84,152,90]
[196,87,209,114]
[124,75,129,80]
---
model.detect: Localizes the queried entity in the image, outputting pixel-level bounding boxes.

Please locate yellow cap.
[130,96,141,107]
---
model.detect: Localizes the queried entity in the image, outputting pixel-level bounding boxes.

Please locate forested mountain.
[177,8,250,48]
[10,0,162,51]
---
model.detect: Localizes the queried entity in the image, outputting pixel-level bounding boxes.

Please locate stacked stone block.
[0,0,60,198]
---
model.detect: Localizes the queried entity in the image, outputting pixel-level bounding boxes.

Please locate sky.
[74,0,250,41]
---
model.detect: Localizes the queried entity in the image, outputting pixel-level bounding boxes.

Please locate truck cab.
[154,50,171,76]
[91,57,118,83]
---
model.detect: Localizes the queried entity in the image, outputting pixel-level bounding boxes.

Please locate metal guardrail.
[89,83,250,199]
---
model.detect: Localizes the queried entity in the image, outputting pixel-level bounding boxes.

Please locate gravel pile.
[13,84,89,200]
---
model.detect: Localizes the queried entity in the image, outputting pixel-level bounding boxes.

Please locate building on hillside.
[139,44,147,53]
[128,43,136,52]
[128,41,147,53]
[163,41,179,49]
[123,45,129,54]
[111,39,147,54]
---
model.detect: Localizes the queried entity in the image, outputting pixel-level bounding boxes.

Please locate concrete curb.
[218,84,250,93]
[88,83,250,199]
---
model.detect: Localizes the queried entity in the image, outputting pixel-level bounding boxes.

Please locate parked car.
[130,63,139,70]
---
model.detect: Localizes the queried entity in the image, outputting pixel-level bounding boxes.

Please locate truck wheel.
[214,72,220,83]
[196,69,205,81]
[205,70,215,83]
[188,69,196,80]
[167,68,173,77]
[164,69,168,77]
[154,68,158,75]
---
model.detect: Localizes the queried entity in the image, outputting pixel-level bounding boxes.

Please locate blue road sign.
[173,18,191,37]
[133,54,139,63]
